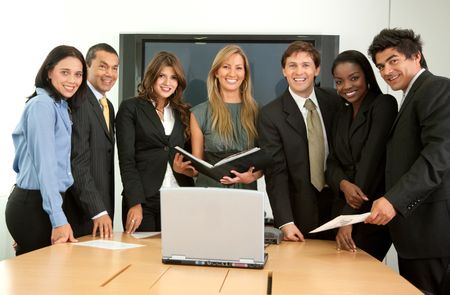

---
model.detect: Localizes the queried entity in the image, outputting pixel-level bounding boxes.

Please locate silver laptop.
[160,187,267,269]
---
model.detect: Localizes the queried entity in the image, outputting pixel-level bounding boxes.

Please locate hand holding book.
[220,166,263,185]
[173,146,271,182]
[173,152,199,178]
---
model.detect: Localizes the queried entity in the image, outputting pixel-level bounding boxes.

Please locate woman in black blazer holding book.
[326,50,397,261]
[116,52,194,234]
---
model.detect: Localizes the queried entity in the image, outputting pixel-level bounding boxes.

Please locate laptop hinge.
[171,255,186,260]
[239,258,255,264]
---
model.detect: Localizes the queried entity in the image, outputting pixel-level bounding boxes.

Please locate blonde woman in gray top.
[174,45,262,189]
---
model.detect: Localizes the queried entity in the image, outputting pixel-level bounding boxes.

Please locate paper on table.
[131,232,161,239]
[309,212,371,233]
[74,240,145,250]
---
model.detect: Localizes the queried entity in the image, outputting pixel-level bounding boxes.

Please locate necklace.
[155,107,164,122]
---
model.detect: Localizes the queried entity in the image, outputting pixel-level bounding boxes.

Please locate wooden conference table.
[0,233,420,294]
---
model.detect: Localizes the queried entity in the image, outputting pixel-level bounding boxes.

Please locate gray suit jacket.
[385,70,450,259]
[65,88,115,237]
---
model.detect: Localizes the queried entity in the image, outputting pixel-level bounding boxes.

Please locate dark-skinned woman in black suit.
[326,50,397,261]
[116,52,194,234]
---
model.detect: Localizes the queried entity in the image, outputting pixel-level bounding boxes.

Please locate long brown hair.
[138,51,191,139]
[206,45,258,147]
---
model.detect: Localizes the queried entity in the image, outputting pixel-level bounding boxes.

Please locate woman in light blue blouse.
[5,45,87,255]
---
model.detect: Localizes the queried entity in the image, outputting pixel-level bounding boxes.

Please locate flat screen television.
[119,34,339,107]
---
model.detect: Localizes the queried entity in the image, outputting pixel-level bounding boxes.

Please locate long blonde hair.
[206,45,258,147]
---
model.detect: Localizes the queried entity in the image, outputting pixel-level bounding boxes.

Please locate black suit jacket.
[384,70,450,259]
[326,92,398,214]
[257,87,340,233]
[65,87,115,237]
[116,97,194,210]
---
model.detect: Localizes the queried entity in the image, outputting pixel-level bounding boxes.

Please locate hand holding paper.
[309,212,370,234]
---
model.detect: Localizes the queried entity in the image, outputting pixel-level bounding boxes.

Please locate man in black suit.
[65,43,119,238]
[258,41,340,241]
[366,28,450,295]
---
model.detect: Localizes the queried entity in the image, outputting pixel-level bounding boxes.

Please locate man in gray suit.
[366,28,450,295]
[65,43,119,238]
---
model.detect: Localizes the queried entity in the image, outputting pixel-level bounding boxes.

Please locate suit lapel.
[339,103,353,154]
[169,110,183,145]
[315,87,335,142]
[282,90,307,139]
[349,91,376,138]
[389,70,431,135]
[87,89,112,141]
[107,100,115,142]
[137,98,167,142]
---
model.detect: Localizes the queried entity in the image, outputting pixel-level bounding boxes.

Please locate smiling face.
[375,47,421,92]
[153,66,178,100]
[282,51,320,97]
[333,62,368,107]
[215,53,245,96]
[48,56,83,99]
[87,50,119,95]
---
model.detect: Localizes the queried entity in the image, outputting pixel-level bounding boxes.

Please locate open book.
[174,146,270,182]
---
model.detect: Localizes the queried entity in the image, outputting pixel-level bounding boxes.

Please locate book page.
[174,146,213,168]
[214,147,260,166]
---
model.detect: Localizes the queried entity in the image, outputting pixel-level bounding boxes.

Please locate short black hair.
[85,43,118,66]
[332,50,382,95]
[368,28,427,69]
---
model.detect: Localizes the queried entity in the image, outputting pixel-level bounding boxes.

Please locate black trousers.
[5,186,52,255]
[353,223,392,261]
[307,187,341,240]
[122,194,161,232]
[399,256,450,295]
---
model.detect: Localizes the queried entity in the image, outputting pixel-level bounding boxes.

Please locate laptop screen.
[160,187,266,268]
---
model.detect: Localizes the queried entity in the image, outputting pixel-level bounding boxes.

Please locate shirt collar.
[403,68,426,98]
[151,99,172,110]
[288,87,319,109]
[87,81,105,101]
[35,87,67,106]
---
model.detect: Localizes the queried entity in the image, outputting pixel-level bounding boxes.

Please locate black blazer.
[257,87,340,232]
[384,70,450,259]
[326,92,397,214]
[116,97,194,209]
[65,88,115,237]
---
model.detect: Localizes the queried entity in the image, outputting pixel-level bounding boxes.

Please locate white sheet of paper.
[309,212,371,233]
[131,232,161,239]
[74,240,145,250]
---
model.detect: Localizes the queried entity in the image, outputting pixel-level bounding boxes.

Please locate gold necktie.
[99,96,110,131]
[304,99,325,191]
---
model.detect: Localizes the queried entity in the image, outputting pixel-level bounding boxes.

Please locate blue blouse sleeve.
[25,100,68,227]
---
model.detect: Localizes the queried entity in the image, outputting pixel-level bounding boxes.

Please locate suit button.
[164,146,169,151]
[407,205,412,210]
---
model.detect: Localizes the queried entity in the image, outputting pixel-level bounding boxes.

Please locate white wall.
[1,0,449,261]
